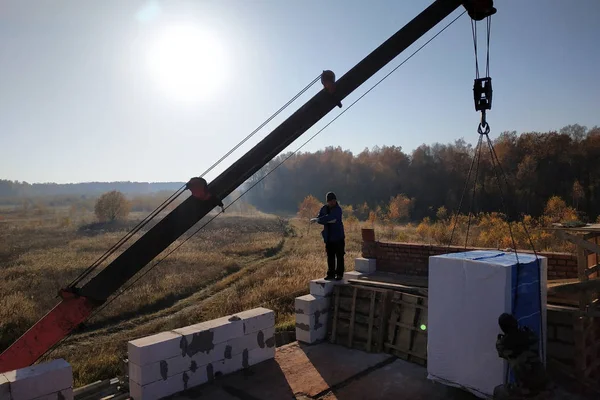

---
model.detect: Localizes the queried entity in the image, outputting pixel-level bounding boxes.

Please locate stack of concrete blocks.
[0,359,73,400]
[127,307,275,400]
[295,256,377,344]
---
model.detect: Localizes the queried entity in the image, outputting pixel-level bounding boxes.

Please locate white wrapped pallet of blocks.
[427,250,547,399]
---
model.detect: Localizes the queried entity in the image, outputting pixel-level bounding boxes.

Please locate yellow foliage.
[297,195,321,220]
[415,210,575,252]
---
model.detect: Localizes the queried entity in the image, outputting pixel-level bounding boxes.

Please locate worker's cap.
[326,192,337,202]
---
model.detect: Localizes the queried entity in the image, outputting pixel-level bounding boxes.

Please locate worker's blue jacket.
[315,203,345,243]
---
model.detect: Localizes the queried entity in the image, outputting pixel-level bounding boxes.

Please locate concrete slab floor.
[165,341,594,400]
[168,341,481,400]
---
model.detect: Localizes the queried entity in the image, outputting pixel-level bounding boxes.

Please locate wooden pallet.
[384,291,428,366]
[328,284,389,353]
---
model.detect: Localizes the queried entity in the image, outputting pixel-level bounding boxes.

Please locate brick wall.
[361,234,578,280]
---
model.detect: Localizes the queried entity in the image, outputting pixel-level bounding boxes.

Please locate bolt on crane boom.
[0,0,496,373]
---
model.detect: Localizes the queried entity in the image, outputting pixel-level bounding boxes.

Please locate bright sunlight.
[146,24,227,102]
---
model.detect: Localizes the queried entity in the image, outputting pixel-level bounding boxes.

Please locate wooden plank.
[348,286,358,348]
[548,279,600,294]
[367,291,376,352]
[577,245,590,311]
[330,286,340,343]
[391,298,428,310]
[384,343,427,360]
[387,294,400,350]
[394,321,426,333]
[561,231,600,256]
[348,279,428,297]
[376,290,388,353]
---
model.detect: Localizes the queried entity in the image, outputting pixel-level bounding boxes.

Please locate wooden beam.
[366,291,376,352]
[548,279,600,294]
[560,231,600,255]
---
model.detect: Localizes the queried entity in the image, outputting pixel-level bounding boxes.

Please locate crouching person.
[493,313,554,399]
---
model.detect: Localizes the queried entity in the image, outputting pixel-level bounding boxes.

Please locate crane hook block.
[462,0,496,21]
[186,177,224,208]
[473,77,492,112]
[321,70,342,108]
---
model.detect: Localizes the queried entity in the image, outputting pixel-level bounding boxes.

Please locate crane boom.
[0,0,496,373]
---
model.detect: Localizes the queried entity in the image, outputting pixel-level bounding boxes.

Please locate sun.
[146,24,227,103]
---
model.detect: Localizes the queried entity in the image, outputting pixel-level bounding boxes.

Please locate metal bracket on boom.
[462,0,496,21]
[321,70,342,108]
[186,177,224,209]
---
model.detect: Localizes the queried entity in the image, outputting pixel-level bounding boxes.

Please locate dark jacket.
[315,203,345,243]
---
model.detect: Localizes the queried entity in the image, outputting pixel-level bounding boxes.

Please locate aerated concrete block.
[230,307,275,334]
[1,374,11,400]
[295,308,329,330]
[30,388,74,400]
[174,315,244,354]
[129,369,190,400]
[208,352,244,379]
[294,294,330,315]
[247,344,276,366]
[295,322,327,344]
[128,341,228,386]
[309,278,343,297]
[295,305,328,345]
[354,257,376,273]
[130,365,211,400]
[226,326,275,356]
[128,331,182,367]
[3,359,72,400]
[342,271,367,283]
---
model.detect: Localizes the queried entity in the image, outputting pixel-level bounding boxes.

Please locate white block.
[129,369,195,400]
[342,271,367,283]
[230,307,275,334]
[295,308,328,331]
[31,388,73,400]
[226,326,275,356]
[1,374,10,400]
[129,341,229,386]
[295,322,327,344]
[128,331,182,366]
[247,345,276,366]
[294,294,330,315]
[309,279,343,297]
[174,315,244,353]
[354,257,376,273]
[427,251,547,399]
[209,353,244,378]
[3,359,72,400]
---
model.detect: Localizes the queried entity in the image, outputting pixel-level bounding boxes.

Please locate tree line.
[245,124,600,222]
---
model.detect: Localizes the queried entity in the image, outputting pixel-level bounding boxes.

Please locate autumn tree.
[297,195,321,220]
[572,180,584,209]
[388,194,413,224]
[94,191,130,222]
[543,196,577,224]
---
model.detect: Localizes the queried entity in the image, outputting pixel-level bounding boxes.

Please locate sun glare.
[146,24,227,102]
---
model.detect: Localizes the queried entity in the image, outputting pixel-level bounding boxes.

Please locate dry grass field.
[1,207,413,386]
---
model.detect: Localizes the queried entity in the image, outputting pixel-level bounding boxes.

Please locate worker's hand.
[310,218,318,223]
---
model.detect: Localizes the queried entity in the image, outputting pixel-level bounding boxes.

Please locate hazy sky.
[1,1,598,184]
